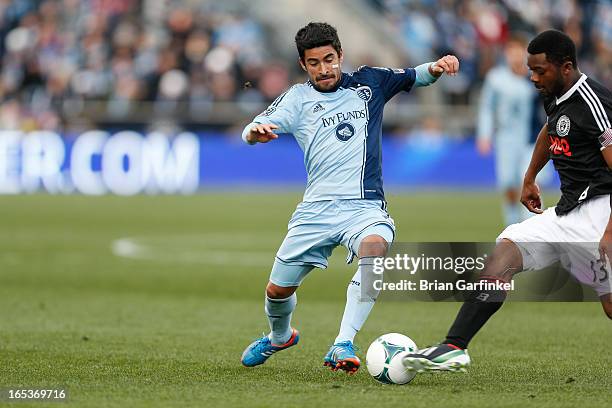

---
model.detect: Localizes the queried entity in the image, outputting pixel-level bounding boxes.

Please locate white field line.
[110,233,279,266]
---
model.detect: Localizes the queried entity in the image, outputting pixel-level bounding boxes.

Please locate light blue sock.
[503,203,520,226]
[518,196,542,222]
[334,258,380,344]
[518,202,532,222]
[265,294,296,345]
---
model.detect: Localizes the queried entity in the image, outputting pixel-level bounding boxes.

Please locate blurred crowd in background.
[0,0,281,131]
[0,0,610,132]
[372,0,611,104]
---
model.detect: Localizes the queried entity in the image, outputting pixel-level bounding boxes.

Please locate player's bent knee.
[603,305,612,320]
[480,238,523,281]
[358,235,388,257]
[600,295,612,320]
[266,282,298,299]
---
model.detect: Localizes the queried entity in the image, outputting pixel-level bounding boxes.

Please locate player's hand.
[520,179,543,214]
[246,124,279,144]
[430,55,459,77]
[477,139,492,156]
[599,229,612,266]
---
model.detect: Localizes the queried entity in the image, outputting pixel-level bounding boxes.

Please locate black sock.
[444,278,507,349]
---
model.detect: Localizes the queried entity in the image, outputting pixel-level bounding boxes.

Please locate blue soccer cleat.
[241,328,299,367]
[323,341,360,374]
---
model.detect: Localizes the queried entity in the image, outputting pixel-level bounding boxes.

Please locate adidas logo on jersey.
[313,103,325,113]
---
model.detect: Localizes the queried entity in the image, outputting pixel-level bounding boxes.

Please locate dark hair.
[295,22,342,60]
[527,29,577,68]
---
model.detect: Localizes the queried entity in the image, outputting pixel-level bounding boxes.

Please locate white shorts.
[498,194,612,297]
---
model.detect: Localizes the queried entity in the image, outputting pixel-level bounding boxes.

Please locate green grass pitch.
[0,192,610,407]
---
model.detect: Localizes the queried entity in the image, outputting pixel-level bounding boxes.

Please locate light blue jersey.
[241,64,438,276]
[477,65,545,225]
[243,65,433,202]
[477,66,535,145]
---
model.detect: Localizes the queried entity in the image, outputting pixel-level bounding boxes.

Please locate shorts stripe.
[274,256,326,269]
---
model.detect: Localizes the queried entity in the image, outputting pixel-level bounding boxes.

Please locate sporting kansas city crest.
[356,86,372,102]
[335,122,355,141]
[556,115,571,137]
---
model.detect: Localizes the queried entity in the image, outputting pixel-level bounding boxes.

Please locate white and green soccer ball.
[366,333,418,385]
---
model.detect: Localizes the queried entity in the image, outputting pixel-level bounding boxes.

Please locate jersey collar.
[556,73,587,105]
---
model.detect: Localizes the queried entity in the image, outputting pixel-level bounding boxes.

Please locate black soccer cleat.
[402,343,470,373]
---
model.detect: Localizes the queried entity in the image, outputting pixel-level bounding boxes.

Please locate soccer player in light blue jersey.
[240,22,459,373]
[477,36,539,225]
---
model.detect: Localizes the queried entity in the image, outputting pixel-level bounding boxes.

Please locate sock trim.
[444,342,463,350]
[270,328,297,347]
[266,295,294,303]
[444,339,467,350]
[358,256,383,266]
[479,275,510,284]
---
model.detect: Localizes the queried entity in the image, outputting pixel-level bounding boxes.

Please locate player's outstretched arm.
[521,123,550,213]
[242,123,279,145]
[413,55,460,88]
[430,55,459,77]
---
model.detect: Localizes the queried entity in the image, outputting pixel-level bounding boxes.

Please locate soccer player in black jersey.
[403,30,612,373]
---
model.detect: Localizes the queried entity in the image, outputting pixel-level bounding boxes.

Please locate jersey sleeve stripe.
[577,86,606,132]
[270,89,290,108]
[579,84,608,129]
[582,83,611,128]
